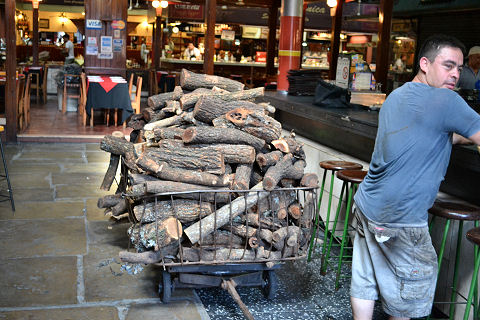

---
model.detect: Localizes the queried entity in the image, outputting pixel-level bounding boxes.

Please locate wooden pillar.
[374,0,393,92]
[203,0,216,75]
[266,0,279,77]
[32,7,39,66]
[277,0,303,91]
[154,16,162,70]
[328,0,344,80]
[300,2,307,63]
[5,0,16,142]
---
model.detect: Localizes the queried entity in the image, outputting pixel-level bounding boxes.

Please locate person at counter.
[457,46,480,90]
[393,54,407,72]
[350,34,480,320]
[62,34,74,64]
[183,43,201,60]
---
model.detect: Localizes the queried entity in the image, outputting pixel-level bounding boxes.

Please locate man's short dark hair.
[417,34,466,68]
[63,34,70,40]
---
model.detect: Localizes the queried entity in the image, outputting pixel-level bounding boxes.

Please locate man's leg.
[351,297,374,320]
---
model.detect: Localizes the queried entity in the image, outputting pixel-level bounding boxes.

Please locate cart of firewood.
[95,69,321,319]
[121,185,318,320]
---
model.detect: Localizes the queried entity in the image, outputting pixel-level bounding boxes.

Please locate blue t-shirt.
[354,82,480,227]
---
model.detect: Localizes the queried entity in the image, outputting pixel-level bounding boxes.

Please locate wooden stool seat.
[429,201,480,221]
[466,226,480,245]
[336,170,368,184]
[320,160,363,171]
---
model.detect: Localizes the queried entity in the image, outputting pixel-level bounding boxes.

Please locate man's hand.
[452,133,473,144]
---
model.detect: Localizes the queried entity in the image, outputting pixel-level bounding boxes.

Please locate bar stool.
[464,227,480,320]
[323,169,367,290]
[0,126,14,211]
[428,201,480,319]
[308,161,363,263]
[165,74,176,92]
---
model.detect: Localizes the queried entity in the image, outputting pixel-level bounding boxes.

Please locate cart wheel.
[262,270,278,300]
[160,271,172,303]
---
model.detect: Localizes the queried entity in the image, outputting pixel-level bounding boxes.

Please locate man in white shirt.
[183,43,200,60]
[63,34,74,64]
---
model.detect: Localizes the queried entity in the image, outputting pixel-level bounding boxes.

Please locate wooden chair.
[79,73,89,127]
[62,73,81,114]
[131,76,142,114]
[149,69,159,95]
[29,71,41,102]
[41,65,48,103]
[16,77,26,132]
[23,74,31,129]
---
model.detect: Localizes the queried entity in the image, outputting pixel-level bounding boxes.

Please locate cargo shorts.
[350,208,438,319]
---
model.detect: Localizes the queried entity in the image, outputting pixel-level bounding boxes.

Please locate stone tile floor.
[0,142,390,320]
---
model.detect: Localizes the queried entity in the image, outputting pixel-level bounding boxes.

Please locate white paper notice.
[86,45,98,55]
[335,56,350,89]
[101,36,113,53]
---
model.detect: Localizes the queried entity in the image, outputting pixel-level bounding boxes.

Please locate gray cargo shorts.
[350,208,438,319]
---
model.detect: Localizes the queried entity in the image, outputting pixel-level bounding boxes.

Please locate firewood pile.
[97,69,319,265]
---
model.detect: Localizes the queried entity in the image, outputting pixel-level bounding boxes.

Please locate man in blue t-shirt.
[350,34,480,320]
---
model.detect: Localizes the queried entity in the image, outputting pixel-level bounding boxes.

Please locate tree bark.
[256,151,283,168]
[222,224,257,239]
[100,153,120,191]
[188,144,256,164]
[183,126,266,152]
[127,114,146,130]
[128,173,161,185]
[300,173,319,187]
[181,247,255,262]
[144,180,229,203]
[300,192,316,228]
[194,97,264,124]
[224,108,282,143]
[100,135,134,156]
[133,199,213,223]
[147,86,183,109]
[199,230,244,247]
[127,217,183,249]
[263,154,295,191]
[184,182,268,244]
[272,226,301,250]
[142,107,167,123]
[163,100,182,114]
[153,127,185,141]
[272,137,306,159]
[136,154,229,187]
[143,114,185,131]
[288,201,302,220]
[119,242,179,264]
[97,194,123,208]
[233,163,252,190]
[180,68,244,92]
[179,88,213,110]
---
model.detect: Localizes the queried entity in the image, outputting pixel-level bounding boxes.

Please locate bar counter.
[260,91,480,206]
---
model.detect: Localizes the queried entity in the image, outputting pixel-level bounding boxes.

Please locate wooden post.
[266,0,280,77]
[154,15,162,70]
[374,0,394,92]
[203,0,216,75]
[328,0,344,80]
[5,0,17,142]
[32,7,39,66]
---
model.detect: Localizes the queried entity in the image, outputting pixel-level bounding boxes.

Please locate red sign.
[111,20,126,30]
[255,52,267,63]
[169,4,204,21]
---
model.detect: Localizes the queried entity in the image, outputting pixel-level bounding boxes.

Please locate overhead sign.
[111,20,126,30]
[169,4,204,21]
[86,19,102,30]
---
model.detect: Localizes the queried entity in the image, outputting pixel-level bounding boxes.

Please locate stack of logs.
[97,69,319,265]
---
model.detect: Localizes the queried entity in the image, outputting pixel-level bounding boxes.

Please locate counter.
[260,91,480,206]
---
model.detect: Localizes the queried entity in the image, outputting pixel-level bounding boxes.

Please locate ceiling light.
[152,0,160,8]
[172,26,179,33]
[327,0,337,7]
[160,0,168,8]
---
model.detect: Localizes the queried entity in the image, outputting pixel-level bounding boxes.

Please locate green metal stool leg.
[474,221,479,320]
[319,172,337,272]
[437,219,451,277]
[335,181,355,290]
[429,215,436,233]
[308,170,327,261]
[449,220,464,319]
[464,246,480,320]
[321,181,345,275]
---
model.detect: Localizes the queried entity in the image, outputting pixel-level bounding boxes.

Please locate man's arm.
[455,131,480,145]
[469,130,480,145]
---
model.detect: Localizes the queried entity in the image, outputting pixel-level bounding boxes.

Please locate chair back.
[23,74,31,129]
[42,65,48,103]
[128,73,135,98]
[16,77,26,131]
[131,76,142,114]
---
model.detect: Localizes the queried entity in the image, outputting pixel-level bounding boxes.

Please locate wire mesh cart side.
[122,186,318,319]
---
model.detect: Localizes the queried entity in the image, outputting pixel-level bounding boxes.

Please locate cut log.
[181,247,255,262]
[288,201,302,220]
[194,97,264,124]
[142,107,167,123]
[153,127,185,141]
[127,113,146,130]
[100,135,134,156]
[111,200,128,217]
[180,68,244,92]
[250,168,263,188]
[127,217,183,249]
[272,226,301,250]
[257,102,276,115]
[183,126,266,152]
[224,108,282,143]
[136,155,229,187]
[256,151,283,168]
[128,173,161,185]
[163,100,182,114]
[300,192,316,228]
[147,86,183,110]
[233,163,252,190]
[144,114,185,131]
[188,144,256,164]
[241,213,284,230]
[157,139,184,149]
[263,154,295,191]
[222,223,257,239]
[119,242,179,264]
[142,146,225,175]
[256,246,282,260]
[100,154,120,191]
[179,88,213,110]
[248,237,260,248]
[144,180,229,203]
[272,137,306,159]
[284,160,306,180]
[258,229,273,243]
[133,199,213,223]
[199,230,244,247]
[300,173,319,188]
[97,194,123,208]
[184,182,268,244]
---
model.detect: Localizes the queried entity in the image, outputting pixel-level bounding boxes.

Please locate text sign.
[86,19,102,30]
